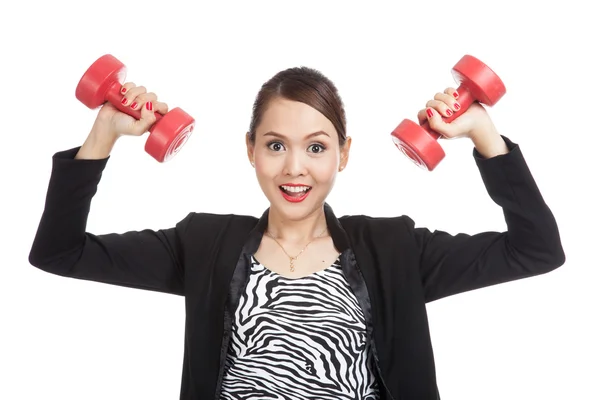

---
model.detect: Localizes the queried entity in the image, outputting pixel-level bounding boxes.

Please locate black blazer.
[29,135,565,399]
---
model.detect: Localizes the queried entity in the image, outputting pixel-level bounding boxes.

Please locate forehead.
[258,98,335,138]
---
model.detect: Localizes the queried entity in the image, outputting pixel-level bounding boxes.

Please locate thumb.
[131,101,157,136]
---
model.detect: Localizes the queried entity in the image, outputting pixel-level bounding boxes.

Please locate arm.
[28,144,191,296]
[414,135,565,303]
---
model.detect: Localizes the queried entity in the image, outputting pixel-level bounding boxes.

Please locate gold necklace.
[266,225,328,272]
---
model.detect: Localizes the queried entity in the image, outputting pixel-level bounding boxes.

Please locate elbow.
[545,227,567,272]
[28,250,55,274]
[28,241,51,271]
[534,240,566,274]
[28,246,79,277]
[508,237,566,276]
[28,245,45,269]
[546,245,566,272]
[531,222,567,273]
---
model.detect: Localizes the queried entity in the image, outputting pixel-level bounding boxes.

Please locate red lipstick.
[279,183,312,203]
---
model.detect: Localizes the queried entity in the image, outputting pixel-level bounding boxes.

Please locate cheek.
[254,162,277,191]
[255,160,276,177]
[312,161,338,184]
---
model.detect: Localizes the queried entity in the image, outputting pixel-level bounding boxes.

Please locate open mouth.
[279,185,312,202]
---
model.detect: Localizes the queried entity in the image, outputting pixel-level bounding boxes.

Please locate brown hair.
[247,66,347,147]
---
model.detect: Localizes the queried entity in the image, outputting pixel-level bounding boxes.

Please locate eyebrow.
[263,130,331,139]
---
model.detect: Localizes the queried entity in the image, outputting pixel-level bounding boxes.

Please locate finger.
[417,108,429,124]
[434,92,461,113]
[426,99,455,118]
[444,87,460,100]
[416,108,447,139]
[153,101,169,115]
[128,92,158,111]
[120,82,136,95]
[136,99,168,115]
[130,101,158,135]
[425,107,462,139]
[120,85,147,107]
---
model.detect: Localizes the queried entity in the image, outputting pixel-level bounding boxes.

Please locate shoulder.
[338,213,418,232]
[179,211,259,230]
[170,211,260,250]
[336,213,424,254]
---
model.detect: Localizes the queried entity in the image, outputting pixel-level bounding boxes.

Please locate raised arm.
[28,83,192,296]
[412,91,565,302]
[413,135,565,303]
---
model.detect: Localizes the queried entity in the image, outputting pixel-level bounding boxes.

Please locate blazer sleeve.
[28,147,192,296]
[412,135,566,303]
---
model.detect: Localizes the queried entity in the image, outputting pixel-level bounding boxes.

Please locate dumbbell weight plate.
[451,55,506,107]
[76,54,126,109]
[392,119,445,171]
[145,108,195,162]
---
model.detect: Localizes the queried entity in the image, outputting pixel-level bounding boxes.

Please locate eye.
[309,144,326,153]
[266,141,326,153]
[267,141,285,152]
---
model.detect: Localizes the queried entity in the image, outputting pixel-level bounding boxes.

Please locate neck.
[266,203,328,244]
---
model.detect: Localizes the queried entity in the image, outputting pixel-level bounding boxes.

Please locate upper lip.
[280,183,312,187]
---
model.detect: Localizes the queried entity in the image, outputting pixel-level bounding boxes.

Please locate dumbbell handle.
[105,81,164,128]
[422,84,475,141]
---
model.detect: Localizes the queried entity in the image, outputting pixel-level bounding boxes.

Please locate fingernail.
[121,97,128,105]
[446,109,453,117]
[426,108,433,118]
[121,87,127,94]
[454,102,460,110]
[146,102,153,111]
[130,102,138,109]
[453,91,459,98]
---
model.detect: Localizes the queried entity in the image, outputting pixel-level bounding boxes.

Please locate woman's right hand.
[91,82,169,141]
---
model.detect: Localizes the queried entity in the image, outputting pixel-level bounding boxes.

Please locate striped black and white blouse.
[220,254,380,399]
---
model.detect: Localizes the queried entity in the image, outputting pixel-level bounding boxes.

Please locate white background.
[1,1,598,399]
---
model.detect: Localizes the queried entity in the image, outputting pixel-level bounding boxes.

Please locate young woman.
[29,65,565,399]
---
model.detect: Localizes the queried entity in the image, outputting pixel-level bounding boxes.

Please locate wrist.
[75,126,119,160]
[469,123,509,159]
[90,119,119,142]
[468,119,498,141]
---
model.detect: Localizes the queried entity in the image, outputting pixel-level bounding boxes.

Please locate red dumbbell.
[391,55,506,171]
[75,54,195,163]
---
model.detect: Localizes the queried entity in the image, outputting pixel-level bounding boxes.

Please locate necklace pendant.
[290,260,295,272]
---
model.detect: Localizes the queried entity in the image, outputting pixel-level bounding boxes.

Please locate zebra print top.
[219,254,380,399]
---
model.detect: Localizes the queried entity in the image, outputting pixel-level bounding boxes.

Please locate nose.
[282,150,307,176]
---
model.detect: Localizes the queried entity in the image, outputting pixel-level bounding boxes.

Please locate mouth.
[279,185,312,203]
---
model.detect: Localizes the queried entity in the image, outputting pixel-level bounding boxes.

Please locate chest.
[220,257,380,398]
[239,256,367,328]
[254,235,341,279]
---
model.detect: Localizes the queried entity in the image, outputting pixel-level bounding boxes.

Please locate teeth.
[281,185,310,193]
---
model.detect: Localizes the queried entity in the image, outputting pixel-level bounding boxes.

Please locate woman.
[29,65,565,399]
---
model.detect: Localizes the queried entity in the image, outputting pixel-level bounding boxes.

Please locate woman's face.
[246,97,351,221]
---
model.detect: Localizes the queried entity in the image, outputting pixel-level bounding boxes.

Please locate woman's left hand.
[416,87,498,141]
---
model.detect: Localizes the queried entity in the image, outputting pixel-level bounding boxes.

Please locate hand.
[416,87,498,141]
[90,83,170,141]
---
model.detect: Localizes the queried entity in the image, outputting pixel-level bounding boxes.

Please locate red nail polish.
[130,102,137,109]
[121,87,127,94]
[146,102,153,111]
[121,97,128,105]
[426,108,433,118]
[453,91,459,98]
[446,109,453,116]
[454,102,460,110]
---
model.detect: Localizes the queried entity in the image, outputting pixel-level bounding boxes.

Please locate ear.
[246,132,255,167]
[339,136,352,171]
